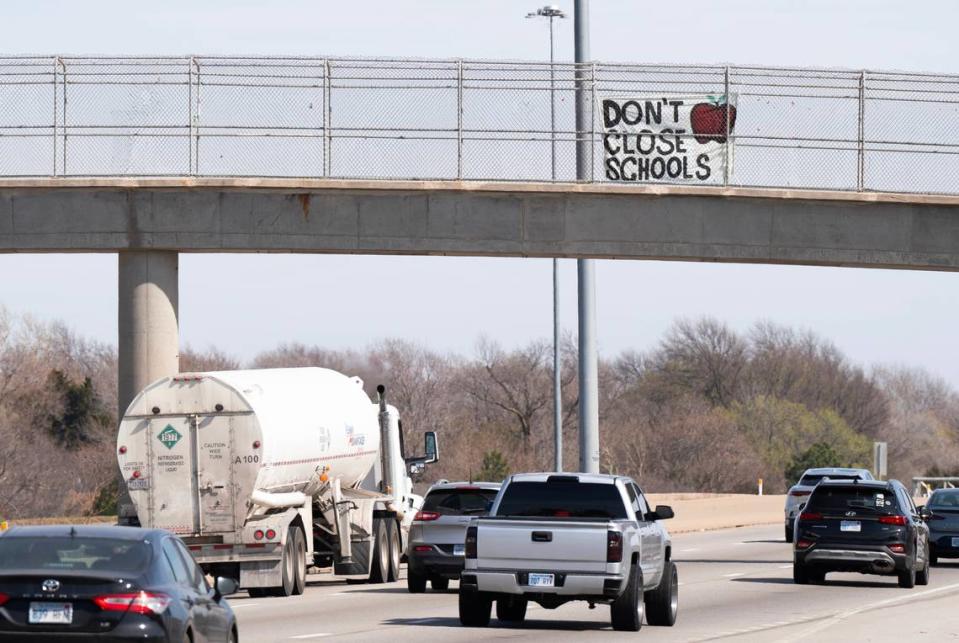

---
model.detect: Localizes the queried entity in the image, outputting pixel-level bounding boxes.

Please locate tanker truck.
[116,367,439,596]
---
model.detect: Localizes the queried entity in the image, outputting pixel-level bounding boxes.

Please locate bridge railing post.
[324,59,332,178]
[856,71,866,192]
[457,59,463,180]
[724,65,731,187]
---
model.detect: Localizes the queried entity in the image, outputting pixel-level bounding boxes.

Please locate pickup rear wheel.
[611,564,644,632]
[496,596,527,623]
[458,590,492,627]
[644,560,678,626]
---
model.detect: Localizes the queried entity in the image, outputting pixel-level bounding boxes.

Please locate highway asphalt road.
[234,524,959,642]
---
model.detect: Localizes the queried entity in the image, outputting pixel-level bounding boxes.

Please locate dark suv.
[793,479,931,588]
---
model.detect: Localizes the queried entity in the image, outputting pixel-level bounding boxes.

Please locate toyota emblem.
[41,579,60,593]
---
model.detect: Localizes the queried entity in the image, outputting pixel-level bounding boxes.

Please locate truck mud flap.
[334,540,371,576]
[240,558,283,588]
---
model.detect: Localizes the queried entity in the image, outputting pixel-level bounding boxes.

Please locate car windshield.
[496,481,627,519]
[928,489,959,510]
[799,474,861,486]
[807,486,900,514]
[422,488,499,516]
[0,537,150,573]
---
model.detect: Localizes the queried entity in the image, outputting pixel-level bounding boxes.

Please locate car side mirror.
[654,505,674,520]
[918,506,932,520]
[798,502,806,510]
[424,431,439,464]
[214,576,238,599]
[644,505,674,521]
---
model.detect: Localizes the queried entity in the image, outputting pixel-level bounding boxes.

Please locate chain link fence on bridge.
[0,56,956,194]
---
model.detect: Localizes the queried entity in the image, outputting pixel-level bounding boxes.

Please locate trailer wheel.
[386,521,401,582]
[368,519,389,584]
[268,530,297,596]
[291,525,307,595]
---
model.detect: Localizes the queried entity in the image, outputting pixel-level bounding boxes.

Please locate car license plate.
[453,544,465,556]
[952,537,959,548]
[528,573,554,588]
[29,602,73,625]
[840,520,861,532]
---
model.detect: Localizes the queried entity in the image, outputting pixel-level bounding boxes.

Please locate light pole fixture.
[526,4,566,473]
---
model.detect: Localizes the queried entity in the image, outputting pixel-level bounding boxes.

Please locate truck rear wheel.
[291,525,307,595]
[458,589,492,627]
[386,520,401,582]
[496,596,527,623]
[275,530,297,596]
[369,518,389,584]
[611,564,644,632]
[644,561,678,626]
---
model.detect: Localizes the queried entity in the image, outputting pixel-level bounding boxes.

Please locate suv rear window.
[807,486,900,514]
[422,488,499,516]
[0,537,150,573]
[495,481,627,519]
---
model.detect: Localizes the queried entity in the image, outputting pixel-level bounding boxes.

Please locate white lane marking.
[229,602,261,608]
[289,634,332,640]
[680,548,700,552]
[779,581,959,642]
[779,564,793,569]
[723,572,745,578]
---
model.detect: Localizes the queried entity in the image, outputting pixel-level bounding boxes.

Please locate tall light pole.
[574,0,599,474]
[526,4,566,472]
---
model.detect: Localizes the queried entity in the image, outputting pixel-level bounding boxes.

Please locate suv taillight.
[607,530,623,563]
[789,490,811,497]
[0,592,8,607]
[799,511,823,522]
[414,511,440,522]
[465,526,477,559]
[879,515,908,526]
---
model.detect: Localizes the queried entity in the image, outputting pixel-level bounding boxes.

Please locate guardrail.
[0,56,956,194]
[913,477,959,498]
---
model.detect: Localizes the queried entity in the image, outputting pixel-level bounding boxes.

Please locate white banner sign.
[599,95,737,183]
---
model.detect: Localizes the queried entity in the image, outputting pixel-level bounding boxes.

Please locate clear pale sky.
[1,1,957,385]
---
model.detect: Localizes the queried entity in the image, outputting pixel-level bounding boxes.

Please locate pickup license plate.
[951,537,959,548]
[840,520,861,532]
[528,573,554,588]
[29,602,73,625]
[453,544,465,556]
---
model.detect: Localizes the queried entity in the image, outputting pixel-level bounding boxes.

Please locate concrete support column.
[117,250,179,521]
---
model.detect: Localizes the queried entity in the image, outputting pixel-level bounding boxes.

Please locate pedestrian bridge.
[0,55,956,421]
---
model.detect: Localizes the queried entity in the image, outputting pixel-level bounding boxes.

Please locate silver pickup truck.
[460,472,678,632]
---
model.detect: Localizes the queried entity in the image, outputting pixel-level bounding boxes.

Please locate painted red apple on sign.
[690,98,737,144]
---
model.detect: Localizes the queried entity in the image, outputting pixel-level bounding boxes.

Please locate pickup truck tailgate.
[476,519,610,573]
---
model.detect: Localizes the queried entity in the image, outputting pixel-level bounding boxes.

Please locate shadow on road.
[677,559,790,564]
[732,577,896,589]
[382,616,614,632]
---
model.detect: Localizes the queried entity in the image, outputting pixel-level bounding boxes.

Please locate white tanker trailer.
[116,367,439,596]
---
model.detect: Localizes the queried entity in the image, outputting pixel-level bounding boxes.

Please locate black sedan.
[0,525,237,642]
[924,488,959,565]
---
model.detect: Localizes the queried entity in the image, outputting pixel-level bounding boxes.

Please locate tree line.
[0,307,955,519]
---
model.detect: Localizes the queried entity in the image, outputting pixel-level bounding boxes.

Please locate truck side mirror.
[424,431,439,464]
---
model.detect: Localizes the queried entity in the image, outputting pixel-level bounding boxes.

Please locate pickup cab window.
[496,481,627,519]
